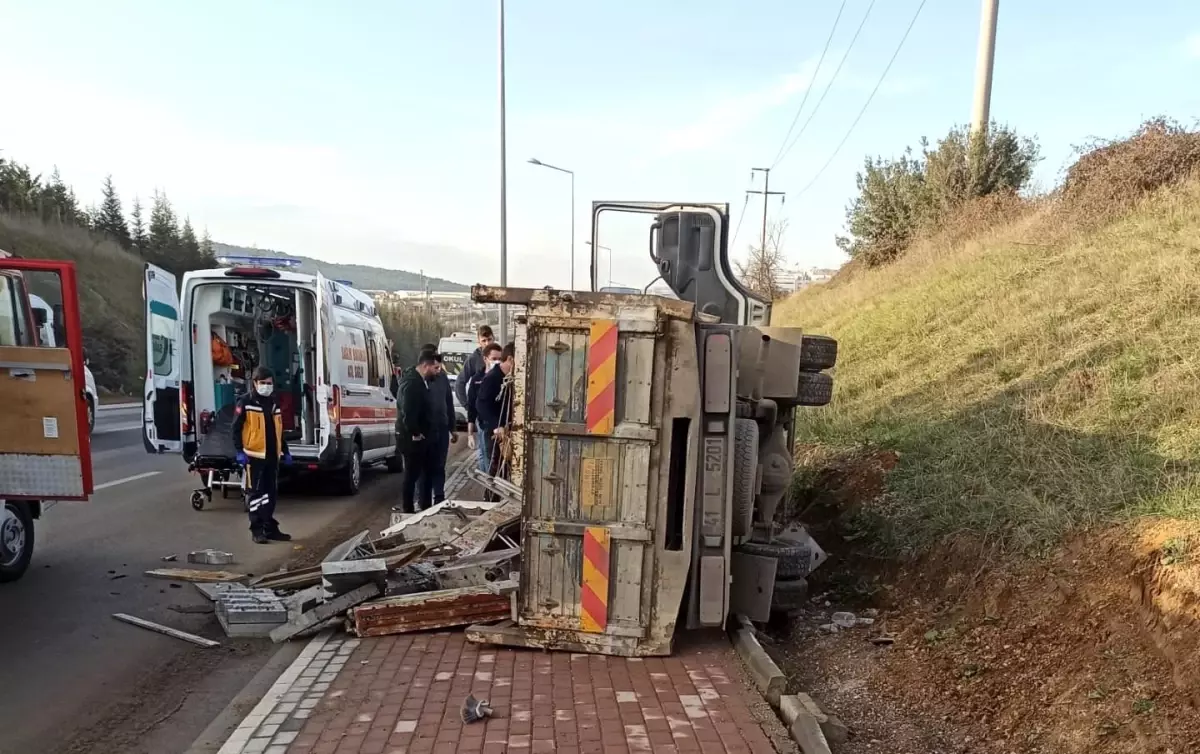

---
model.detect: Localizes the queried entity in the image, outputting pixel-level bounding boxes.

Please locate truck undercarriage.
[468,201,838,656]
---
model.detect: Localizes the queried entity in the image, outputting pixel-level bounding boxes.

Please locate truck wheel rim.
[0,511,26,567]
[352,451,361,487]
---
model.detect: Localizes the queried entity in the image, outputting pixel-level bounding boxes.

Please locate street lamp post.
[586,241,612,288]
[498,0,509,341]
[528,158,575,290]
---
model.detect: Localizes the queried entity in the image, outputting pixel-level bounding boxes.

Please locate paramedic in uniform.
[233,366,293,544]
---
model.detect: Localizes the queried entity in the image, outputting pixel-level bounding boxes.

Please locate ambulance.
[142,255,400,495]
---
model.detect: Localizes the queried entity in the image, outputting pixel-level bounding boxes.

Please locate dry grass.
[776,175,1200,555]
[0,212,145,391]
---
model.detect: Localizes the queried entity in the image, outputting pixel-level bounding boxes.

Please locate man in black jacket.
[423,352,457,503]
[475,342,515,476]
[396,351,439,512]
[452,325,495,411]
[466,342,502,471]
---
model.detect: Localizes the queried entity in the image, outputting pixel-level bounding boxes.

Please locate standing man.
[453,325,494,415]
[233,366,293,544]
[475,342,515,476]
[423,351,457,503]
[397,351,438,512]
[467,342,502,471]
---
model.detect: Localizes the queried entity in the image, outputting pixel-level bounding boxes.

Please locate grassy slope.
[775,180,1200,554]
[0,212,145,392]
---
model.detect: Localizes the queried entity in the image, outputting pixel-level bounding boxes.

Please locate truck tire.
[771,577,809,613]
[797,372,834,407]
[0,502,34,583]
[732,419,759,538]
[799,335,838,372]
[736,540,810,579]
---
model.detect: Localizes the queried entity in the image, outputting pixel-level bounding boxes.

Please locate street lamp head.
[527,158,543,166]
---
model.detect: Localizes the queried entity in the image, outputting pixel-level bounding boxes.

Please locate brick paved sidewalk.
[218,629,784,754]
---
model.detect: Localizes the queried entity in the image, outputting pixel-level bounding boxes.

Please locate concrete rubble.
[187,489,525,644]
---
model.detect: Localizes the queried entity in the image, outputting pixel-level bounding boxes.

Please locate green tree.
[837,122,1039,267]
[129,196,148,251]
[837,148,930,266]
[180,216,201,265]
[95,174,131,246]
[148,189,180,268]
[41,167,82,224]
[200,227,215,261]
[378,303,446,367]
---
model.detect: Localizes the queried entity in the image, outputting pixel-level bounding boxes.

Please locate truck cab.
[466,201,837,656]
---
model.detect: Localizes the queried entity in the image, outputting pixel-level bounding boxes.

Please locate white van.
[438,331,477,427]
[29,293,99,434]
[142,256,399,495]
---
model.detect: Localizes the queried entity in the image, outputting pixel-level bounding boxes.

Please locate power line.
[774,0,877,169]
[746,167,785,253]
[770,0,848,167]
[795,0,929,198]
[730,193,751,250]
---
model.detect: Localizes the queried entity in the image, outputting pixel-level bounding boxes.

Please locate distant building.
[775,266,839,293]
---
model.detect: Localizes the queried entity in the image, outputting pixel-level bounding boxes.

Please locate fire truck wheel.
[732,419,759,538]
[736,540,810,579]
[771,577,810,613]
[0,502,34,582]
[798,335,838,371]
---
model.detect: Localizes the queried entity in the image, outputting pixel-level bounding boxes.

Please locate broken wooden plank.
[323,529,371,563]
[253,542,426,591]
[144,568,248,583]
[112,613,221,648]
[269,582,381,643]
[348,584,514,637]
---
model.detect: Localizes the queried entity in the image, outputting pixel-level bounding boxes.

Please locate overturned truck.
[468,201,838,657]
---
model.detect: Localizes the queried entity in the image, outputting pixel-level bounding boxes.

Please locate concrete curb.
[182,640,307,754]
[731,616,850,754]
[731,617,786,706]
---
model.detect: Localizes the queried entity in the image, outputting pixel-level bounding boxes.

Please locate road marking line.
[94,471,161,491]
[94,422,143,435]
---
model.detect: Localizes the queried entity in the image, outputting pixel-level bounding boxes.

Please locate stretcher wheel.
[191,491,206,511]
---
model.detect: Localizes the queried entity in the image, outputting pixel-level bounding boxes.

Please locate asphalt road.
[0,404,415,754]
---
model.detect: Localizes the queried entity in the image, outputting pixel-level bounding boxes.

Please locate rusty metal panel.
[348,585,512,636]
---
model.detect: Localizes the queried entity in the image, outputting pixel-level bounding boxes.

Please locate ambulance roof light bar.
[216,255,303,270]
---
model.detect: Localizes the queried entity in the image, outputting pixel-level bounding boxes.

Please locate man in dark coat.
[423,351,457,503]
[474,342,515,476]
[452,325,495,411]
[396,351,438,512]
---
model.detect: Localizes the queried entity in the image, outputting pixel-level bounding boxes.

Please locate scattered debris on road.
[461,694,494,724]
[111,613,220,648]
[187,549,236,565]
[144,567,248,583]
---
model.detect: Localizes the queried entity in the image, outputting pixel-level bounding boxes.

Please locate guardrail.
[96,402,141,414]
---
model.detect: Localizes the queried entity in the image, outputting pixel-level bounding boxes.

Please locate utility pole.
[497,0,509,341]
[970,0,999,137]
[745,167,785,253]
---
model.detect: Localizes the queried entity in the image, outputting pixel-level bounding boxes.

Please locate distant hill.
[213,242,467,292]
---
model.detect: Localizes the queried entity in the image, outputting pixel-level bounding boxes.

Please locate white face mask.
[255,383,274,397]
[486,360,499,371]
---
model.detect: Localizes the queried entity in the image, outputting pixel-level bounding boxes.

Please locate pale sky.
[2,1,1199,290]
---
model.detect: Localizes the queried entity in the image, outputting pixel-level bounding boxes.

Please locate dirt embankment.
[774,450,1200,754]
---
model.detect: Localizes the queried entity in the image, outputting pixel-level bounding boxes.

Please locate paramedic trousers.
[245,459,281,535]
[401,438,434,513]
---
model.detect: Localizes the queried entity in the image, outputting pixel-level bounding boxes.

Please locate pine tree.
[148,189,180,269]
[180,216,201,265]
[200,227,215,261]
[129,196,148,251]
[95,174,131,247]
